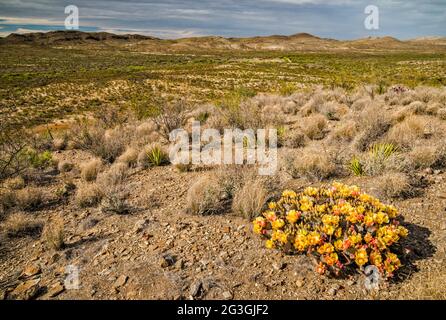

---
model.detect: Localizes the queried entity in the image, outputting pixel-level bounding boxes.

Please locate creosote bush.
[43,215,65,250]
[80,158,102,182]
[253,183,408,278]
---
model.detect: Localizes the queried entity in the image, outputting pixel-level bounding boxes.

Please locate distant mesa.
[1,30,157,44]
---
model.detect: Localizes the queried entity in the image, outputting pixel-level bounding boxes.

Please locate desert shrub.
[232,178,268,220]
[100,188,131,214]
[386,116,428,150]
[186,176,230,215]
[329,121,357,143]
[75,183,103,208]
[26,149,54,169]
[70,124,127,163]
[96,163,131,214]
[146,144,169,167]
[408,145,440,169]
[0,126,30,180]
[43,215,65,250]
[80,158,102,182]
[253,183,408,278]
[353,105,391,151]
[117,147,138,168]
[0,189,17,215]
[4,176,25,190]
[52,137,67,151]
[361,143,406,176]
[351,97,371,111]
[2,213,43,238]
[289,148,336,181]
[301,114,327,140]
[375,173,413,199]
[57,161,74,173]
[320,101,348,120]
[15,187,43,211]
[152,99,190,141]
[283,129,305,148]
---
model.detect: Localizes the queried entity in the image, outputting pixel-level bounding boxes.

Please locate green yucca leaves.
[370,143,398,160]
[349,157,363,176]
[147,145,169,167]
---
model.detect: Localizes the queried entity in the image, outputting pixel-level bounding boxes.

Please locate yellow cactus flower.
[272,218,285,230]
[325,252,339,266]
[265,240,275,249]
[286,210,300,224]
[355,248,368,266]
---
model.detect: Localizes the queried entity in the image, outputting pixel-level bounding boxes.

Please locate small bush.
[3,213,43,238]
[289,149,336,181]
[253,183,408,278]
[376,172,412,199]
[4,176,25,190]
[117,147,138,168]
[15,187,43,211]
[387,116,428,150]
[26,149,54,169]
[57,161,74,173]
[283,130,306,148]
[408,146,440,169]
[80,158,102,182]
[301,114,327,140]
[43,215,65,250]
[232,178,268,220]
[75,183,103,208]
[186,176,228,215]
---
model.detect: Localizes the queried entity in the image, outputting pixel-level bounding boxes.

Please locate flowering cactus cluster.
[253,182,408,278]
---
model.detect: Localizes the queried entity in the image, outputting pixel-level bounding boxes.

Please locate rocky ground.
[1,148,445,300]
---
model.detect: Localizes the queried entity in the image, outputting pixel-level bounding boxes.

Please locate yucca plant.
[370,143,398,160]
[349,157,364,176]
[147,145,169,167]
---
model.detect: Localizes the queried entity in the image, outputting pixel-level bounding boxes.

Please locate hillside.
[1,30,446,52]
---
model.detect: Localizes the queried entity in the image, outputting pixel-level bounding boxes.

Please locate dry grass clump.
[57,161,74,173]
[0,189,16,215]
[52,137,67,151]
[329,121,357,143]
[301,114,327,140]
[386,115,429,150]
[408,145,441,169]
[351,97,371,111]
[71,124,128,163]
[117,147,138,168]
[80,158,102,182]
[283,130,306,148]
[2,213,43,238]
[3,176,25,190]
[75,183,103,208]
[96,163,131,214]
[375,172,412,199]
[15,187,43,211]
[42,215,64,250]
[288,148,336,181]
[353,104,391,151]
[232,178,268,219]
[186,176,228,215]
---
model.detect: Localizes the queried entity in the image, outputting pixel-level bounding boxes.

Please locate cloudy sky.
[0,0,444,39]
